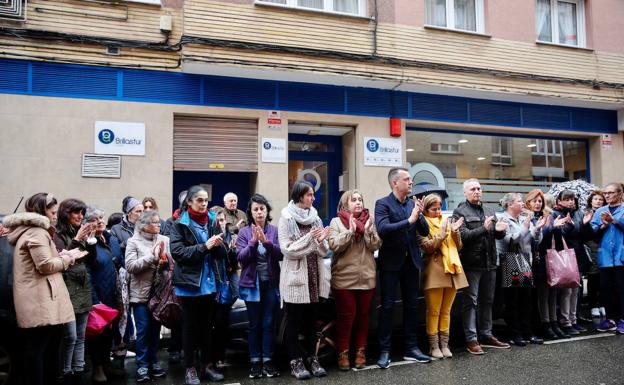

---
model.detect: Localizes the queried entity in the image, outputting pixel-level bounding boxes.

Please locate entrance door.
[288,134,342,225]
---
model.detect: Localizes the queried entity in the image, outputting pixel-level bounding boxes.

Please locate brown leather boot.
[439,331,452,358]
[354,347,366,369]
[337,351,350,371]
[428,334,443,360]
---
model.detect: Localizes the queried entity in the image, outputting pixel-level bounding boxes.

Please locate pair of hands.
[347,215,374,234]
[152,241,170,266]
[484,215,509,232]
[59,248,88,265]
[311,226,331,243]
[74,222,96,242]
[552,213,574,228]
[407,197,424,224]
[523,212,549,231]
[251,224,267,244]
[439,216,464,234]
[599,211,615,226]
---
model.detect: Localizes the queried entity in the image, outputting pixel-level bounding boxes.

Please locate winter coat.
[551,206,593,273]
[237,224,281,289]
[328,217,381,290]
[110,218,134,254]
[495,211,542,264]
[417,221,468,291]
[125,231,170,303]
[591,204,624,268]
[88,232,122,308]
[53,228,95,314]
[3,213,75,328]
[452,200,506,270]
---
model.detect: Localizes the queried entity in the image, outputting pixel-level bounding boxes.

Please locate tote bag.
[546,237,581,288]
[500,240,533,288]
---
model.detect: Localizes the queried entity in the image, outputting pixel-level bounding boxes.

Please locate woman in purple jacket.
[236,193,283,379]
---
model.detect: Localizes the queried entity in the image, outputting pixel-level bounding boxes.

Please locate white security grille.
[81,153,121,178]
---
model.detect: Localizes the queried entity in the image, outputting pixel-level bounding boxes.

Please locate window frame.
[424,0,485,34]
[255,0,367,18]
[536,0,586,48]
[430,143,462,154]
[491,137,513,166]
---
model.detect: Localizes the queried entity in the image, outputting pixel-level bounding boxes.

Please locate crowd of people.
[1,169,623,385]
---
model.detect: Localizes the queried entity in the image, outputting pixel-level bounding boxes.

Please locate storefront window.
[406,129,588,211]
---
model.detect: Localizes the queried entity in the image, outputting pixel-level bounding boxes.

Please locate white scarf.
[284,200,323,239]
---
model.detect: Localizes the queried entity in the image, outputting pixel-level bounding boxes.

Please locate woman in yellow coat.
[416,194,468,360]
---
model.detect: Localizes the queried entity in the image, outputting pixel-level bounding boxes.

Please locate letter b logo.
[98,129,115,144]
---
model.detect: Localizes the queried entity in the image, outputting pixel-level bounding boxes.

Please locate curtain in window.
[298,0,323,9]
[425,0,447,27]
[335,0,359,14]
[558,1,578,45]
[454,0,476,31]
[536,0,552,42]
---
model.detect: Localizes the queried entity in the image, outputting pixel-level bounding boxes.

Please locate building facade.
[0,0,623,220]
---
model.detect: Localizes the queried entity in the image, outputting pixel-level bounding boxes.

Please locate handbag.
[545,236,581,288]
[86,303,119,339]
[500,243,533,288]
[148,254,182,329]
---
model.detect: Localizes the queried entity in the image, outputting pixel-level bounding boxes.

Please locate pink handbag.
[86,303,119,339]
[545,237,581,288]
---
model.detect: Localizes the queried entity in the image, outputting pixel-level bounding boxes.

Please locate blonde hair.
[337,189,365,212]
[422,193,443,214]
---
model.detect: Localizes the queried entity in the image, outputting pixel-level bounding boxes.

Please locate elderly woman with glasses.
[125,210,170,382]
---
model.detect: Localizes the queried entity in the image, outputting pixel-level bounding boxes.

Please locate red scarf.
[338,208,370,242]
[188,207,208,226]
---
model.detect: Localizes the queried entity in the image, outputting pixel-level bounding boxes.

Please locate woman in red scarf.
[328,190,381,370]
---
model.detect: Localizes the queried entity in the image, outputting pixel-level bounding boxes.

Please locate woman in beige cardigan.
[328,189,381,370]
[416,194,468,360]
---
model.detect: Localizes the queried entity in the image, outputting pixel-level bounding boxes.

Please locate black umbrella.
[410,183,449,199]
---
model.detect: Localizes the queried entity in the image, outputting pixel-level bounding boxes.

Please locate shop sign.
[94,121,145,156]
[267,111,283,130]
[261,138,286,163]
[601,134,613,150]
[364,137,402,167]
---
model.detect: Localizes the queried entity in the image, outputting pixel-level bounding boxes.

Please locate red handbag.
[545,237,581,288]
[86,303,119,339]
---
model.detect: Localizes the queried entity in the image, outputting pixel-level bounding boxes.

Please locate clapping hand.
[523,212,533,229]
[535,215,548,231]
[348,215,356,233]
[450,216,464,232]
[252,224,267,243]
[313,226,331,242]
[60,248,88,265]
[74,223,93,241]
[440,217,449,234]
[495,218,508,232]
[600,211,614,225]
[583,211,593,224]
[364,217,373,234]
[553,215,568,228]
[484,215,495,230]
[206,233,223,250]
[408,198,424,224]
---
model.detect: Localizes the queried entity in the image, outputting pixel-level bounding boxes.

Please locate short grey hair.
[500,193,522,210]
[136,210,160,232]
[387,167,409,187]
[463,178,480,190]
[223,192,237,202]
[84,206,105,222]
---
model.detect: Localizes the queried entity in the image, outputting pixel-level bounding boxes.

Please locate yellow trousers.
[424,287,457,335]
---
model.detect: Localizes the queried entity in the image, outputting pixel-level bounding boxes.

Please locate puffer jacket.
[53,227,95,314]
[125,230,170,303]
[3,213,75,328]
[452,200,506,270]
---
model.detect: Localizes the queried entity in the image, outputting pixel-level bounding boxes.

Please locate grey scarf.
[284,200,323,239]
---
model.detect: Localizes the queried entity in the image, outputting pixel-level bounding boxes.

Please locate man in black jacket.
[452,179,509,355]
[374,167,430,368]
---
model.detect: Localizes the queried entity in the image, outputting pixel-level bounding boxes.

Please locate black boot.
[551,322,569,338]
[70,371,84,385]
[542,322,558,340]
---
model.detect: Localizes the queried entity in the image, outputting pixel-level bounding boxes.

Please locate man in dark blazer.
[374,167,431,368]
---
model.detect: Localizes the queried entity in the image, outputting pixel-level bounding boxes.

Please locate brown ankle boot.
[428,334,443,360]
[439,331,452,358]
[354,348,366,369]
[337,351,350,371]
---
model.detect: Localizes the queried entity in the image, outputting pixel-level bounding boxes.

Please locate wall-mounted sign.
[601,134,613,150]
[267,111,283,131]
[261,138,286,163]
[94,121,145,156]
[364,137,402,167]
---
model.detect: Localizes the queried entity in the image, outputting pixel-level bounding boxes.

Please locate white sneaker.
[599,307,607,317]
[591,308,601,317]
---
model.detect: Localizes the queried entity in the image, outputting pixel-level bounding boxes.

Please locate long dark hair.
[57,198,87,236]
[246,193,273,225]
[24,192,57,217]
[182,185,208,212]
[290,180,314,203]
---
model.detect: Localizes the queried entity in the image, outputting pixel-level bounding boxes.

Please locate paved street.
[109,333,623,385]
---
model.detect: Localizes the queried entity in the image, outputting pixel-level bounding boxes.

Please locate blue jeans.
[245,284,279,363]
[462,269,497,342]
[132,303,161,369]
[378,261,421,353]
[61,311,89,374]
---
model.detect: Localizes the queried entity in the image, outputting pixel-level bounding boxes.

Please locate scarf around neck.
[188,207,208,226]
[338,208,369,242]
[424,215,463,275]
[284,200,323,239]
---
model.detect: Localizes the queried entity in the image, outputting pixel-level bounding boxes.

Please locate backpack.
[148,253,182,329]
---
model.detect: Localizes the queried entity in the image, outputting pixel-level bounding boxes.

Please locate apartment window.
[257,0,366,16]
[491,137,512,165]
[531,139,564,170]
[536,0,586,47]
[425,0,485,33]
[431,143,461,154]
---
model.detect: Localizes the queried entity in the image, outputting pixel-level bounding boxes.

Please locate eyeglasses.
[603,191,621,195]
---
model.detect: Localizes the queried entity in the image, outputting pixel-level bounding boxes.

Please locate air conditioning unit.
[0,0,27,21]
[82,153,122,179]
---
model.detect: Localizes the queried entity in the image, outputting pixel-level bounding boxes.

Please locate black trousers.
[21,324,63,385]
[88,326,113,367]
[504,287,533,336]
[180,295,216,368]
[211,302,233,363]
[600,267,624,319]
[284,302,319,360]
